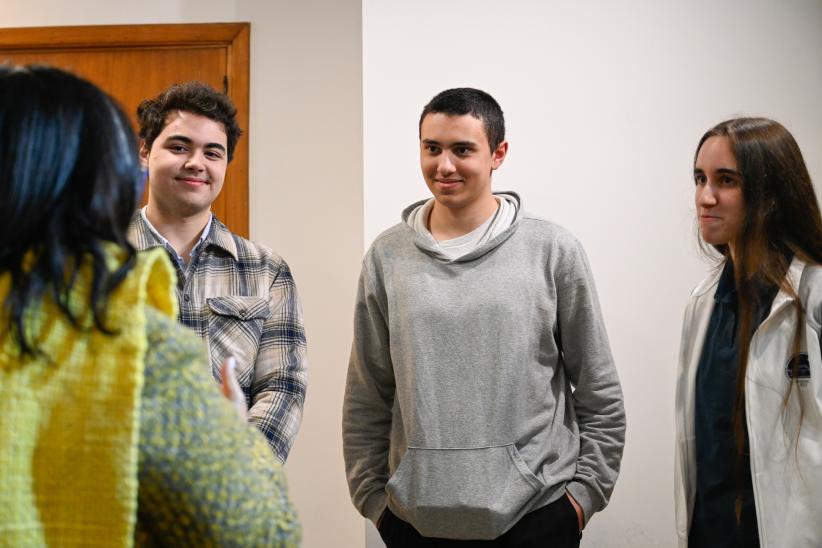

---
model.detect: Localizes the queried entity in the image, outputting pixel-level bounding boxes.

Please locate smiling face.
[694,136,746,255]
[419,112,507,215]
[142,110,228,222]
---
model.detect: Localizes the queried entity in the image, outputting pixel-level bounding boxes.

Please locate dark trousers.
[377,495,582,548]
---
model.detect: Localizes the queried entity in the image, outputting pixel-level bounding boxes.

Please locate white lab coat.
[675,258,822,547]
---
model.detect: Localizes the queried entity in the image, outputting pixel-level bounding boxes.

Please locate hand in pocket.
[566,492,584,532]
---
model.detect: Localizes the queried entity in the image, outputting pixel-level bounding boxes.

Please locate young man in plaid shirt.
[128,82,307,462]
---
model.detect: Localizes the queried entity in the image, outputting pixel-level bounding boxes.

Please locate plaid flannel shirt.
[128,213,307,462]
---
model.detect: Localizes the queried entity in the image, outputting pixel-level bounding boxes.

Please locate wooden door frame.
[0,22,251,237]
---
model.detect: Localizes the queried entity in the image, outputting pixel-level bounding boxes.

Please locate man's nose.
[437,153,456,174]
[184,150,206,171]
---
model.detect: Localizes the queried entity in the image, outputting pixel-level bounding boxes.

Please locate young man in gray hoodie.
[343,88,625,547]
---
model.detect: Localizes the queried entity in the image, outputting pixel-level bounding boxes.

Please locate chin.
[702,236,730,247]
[434,196,466,208]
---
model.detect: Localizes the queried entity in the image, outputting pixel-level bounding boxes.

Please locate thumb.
[221,356,248,421]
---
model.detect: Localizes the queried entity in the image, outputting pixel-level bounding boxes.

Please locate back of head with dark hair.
[137,81,242,162]
[0,64,141,352]
[419,88,505,151]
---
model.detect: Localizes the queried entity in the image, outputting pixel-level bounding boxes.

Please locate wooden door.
[0,23,250,237]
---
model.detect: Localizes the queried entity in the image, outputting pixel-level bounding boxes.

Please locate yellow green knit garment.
[0,248,176,547]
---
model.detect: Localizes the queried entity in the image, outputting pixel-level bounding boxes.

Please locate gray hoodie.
[343,192,625,540]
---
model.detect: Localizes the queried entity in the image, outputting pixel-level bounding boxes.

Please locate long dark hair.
[0,65,142,353]
[695,117,822,515]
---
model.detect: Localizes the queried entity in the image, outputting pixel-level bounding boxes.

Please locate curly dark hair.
[137,81,242,162]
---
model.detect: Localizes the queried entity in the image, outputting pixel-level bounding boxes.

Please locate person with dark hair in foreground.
[343,88,626,546]
[0,65,299,546]
[676,118,822,547]
[128,82,307,462]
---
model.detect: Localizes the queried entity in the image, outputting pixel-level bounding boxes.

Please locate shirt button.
[183,294,190,302]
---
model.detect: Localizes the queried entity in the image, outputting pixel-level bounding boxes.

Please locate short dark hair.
[419,88,505,151]
[137,81,242,162]
[0,65,141,352]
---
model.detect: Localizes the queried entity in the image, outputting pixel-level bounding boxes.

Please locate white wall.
[3,2,364,547]
[363,1,822,546]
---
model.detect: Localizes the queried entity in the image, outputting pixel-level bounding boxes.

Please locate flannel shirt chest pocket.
[206,296,271,381]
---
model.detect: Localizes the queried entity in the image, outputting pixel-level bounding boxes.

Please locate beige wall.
[2,1,364,546]
[239,3,364,548]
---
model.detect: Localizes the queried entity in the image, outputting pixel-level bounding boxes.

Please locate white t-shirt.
[408,194,517,260]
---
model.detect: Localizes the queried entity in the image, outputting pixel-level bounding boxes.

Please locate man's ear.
[139,139,150,169]
[491,140,508,170]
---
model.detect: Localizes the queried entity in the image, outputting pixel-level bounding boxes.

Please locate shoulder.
[127,211,163,251]
[518,213,584,249]
[142,307,207,388]
[515,213,590,271]
[363,223,414,263]
[799,262,822,313]
[233,232,287,268]
[355,223,416,290]
[211,218,292,278]
[689,266,723,299]
[799,262,822,289]
[144,306,200,348]
[369,223,412,251]
[140,307,212,431]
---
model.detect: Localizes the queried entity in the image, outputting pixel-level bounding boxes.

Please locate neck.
[145,203,210,261]
[428,194,499,241]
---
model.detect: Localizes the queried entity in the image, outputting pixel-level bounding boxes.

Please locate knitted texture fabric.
[0,248,176,547]
[133,307,302,546]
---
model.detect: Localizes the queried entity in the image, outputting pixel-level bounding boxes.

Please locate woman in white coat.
[675,118,822,548]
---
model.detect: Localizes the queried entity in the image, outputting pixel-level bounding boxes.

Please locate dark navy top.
[689,259,779,548]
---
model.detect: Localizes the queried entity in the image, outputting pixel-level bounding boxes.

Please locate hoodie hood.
[401,191,522,262]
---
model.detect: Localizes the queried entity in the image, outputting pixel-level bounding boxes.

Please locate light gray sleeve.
[342,257,395,523]
[554,236,626,525]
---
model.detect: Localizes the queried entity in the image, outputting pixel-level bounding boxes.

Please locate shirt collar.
[714,252,794,307]
[714,259,737,304]
[140,206,212,256]
[206,215,239,261]
[133,207,238,262]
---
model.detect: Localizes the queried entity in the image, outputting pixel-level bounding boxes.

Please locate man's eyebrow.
[421,138,477,148]
[205,142,227,152]
[164,134,226,153]
[165,134,193,145]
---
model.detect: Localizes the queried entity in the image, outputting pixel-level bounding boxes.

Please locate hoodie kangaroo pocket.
[386,444,544,540]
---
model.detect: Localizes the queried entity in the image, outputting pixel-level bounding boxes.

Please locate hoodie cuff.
[363,491,388,525]
[566,480,596,528]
